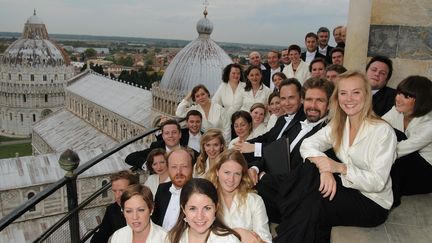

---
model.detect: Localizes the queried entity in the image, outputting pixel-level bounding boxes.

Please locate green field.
[0,143,32,159]
[0,135,29,142]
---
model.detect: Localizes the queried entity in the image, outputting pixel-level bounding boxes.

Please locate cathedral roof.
[0,10,71,67]
[0,145,141,190]
[159,9,232,95]
[32,109,118,153]
[66,72,154,128]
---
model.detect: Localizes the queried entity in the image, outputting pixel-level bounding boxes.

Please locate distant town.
[0,31,285,89]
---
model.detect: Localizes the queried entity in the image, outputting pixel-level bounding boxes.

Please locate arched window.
[54,74,58,81]
[23,94,26,103]
[18,74,22,81]
[32,114,36,122]
[43,75,47,81]
[101,180,109,198]
[27,192,36,211]
[20,114,23,122]
[30,74,35,81]
[8,73,11,80]
[9,113,12,121]
[45,94,48,102]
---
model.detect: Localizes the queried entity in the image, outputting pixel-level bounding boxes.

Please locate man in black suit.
[125,119,198,170]
[262,50,285,89]
[234,78,305,163]
[301,32,326,64]
[90,170,138,243]
[181,110,202,152]
[317,27,334,64]
[151,147,193,230]
[252,77,335,223]
[366,55,396,116]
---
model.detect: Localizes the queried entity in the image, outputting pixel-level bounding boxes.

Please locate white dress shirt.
[178,228,240,243]
[187,132,201,152]
[240,85,272,111]
[318,46,328,56]
[289,117,326,152]
[176,100,231,141]
[110,221,167,243]
[305,51,316,64]
[162,184,182,230]
[300,119,397,209]
[282,60,311,85]
[221,193,272,243]
[254,113,296,157]
[383,107,432,165]
[144,174,171,199]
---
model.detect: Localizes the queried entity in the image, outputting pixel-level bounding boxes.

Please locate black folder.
[262,137,291,174]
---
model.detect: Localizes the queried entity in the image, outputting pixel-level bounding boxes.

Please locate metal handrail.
[34,180,113,242]
[0,125,160,232]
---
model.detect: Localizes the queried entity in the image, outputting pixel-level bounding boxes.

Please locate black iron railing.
[0,123,165,242]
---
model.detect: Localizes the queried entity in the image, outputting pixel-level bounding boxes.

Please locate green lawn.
[0,143,32,159]
[0,135,29,143]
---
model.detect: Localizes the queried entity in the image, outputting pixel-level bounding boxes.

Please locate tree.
[83,48,97,60]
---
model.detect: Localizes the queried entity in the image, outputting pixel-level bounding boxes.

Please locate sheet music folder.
[262,137,291,174]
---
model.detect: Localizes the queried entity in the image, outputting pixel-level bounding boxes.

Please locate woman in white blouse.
[193,129,226,178]
[176,84,231,140]
[266,92,283,130]
[212,63,246,118]
[110,184,167,243]
[382,75,432,207]
[249,103,268,138]
[167,178,241,243]
[267,71,397,242]
[282,44,311,85]
[144,148,170,198]
[207,149,272,243]
[240,66,272,111]
[228,111,253,149]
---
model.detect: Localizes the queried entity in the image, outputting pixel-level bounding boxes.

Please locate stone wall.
[345,0,432,87]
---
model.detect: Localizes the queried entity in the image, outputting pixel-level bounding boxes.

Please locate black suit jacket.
[124,139,199,169]
[90,203,126,243]
[251,120,327,172]
[151,181,173,226]
[373,86,396,116]
[300,50,326,62]
[243,109,306,164]
[262,64,285,88]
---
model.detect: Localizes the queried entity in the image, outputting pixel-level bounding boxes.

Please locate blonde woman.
[207,149,272,243]
[193,129,225,178]
[263,71,397,242]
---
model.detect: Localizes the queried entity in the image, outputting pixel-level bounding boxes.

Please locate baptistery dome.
[0,11,74,137]
[153,9,232,115]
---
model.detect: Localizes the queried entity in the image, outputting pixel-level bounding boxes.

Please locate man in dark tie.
[252,77,335,223]
[234,78,305,163]
[151,147,194,230]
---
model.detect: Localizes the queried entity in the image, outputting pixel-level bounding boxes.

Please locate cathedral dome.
[1,10,70,68]
[159,9,232,96]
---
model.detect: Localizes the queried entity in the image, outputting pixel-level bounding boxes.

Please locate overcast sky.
[0,0,349,47]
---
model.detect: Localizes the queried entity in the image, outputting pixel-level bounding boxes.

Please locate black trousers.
[391,152,432,206]
[258,161,389,243]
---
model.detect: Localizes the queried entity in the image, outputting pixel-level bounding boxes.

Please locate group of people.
[90,24,432,243]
